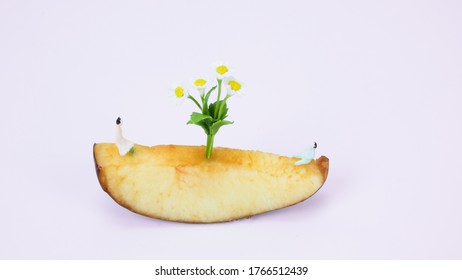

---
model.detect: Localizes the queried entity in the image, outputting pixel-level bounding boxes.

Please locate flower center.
[194,78,207,87]
[174,86,184,98]
[228,80,241,91]
[216,65,229,75]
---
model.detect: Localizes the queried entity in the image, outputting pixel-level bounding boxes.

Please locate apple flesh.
[94,144,329,223]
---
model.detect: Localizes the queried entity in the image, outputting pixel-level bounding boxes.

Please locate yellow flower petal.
[174,86,184,98]
[194,78,207,87]
[228,80,241,91]
[216,65,229,75]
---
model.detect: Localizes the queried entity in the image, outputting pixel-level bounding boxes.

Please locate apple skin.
[93,143,329,223]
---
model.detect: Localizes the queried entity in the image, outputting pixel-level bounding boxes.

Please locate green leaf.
[187,120,211,134]
[196,121,210,135]
[208,102,218,119]
[187,112,212,135]
[187,112,212,124]
[202,102,209,115]
[210,120,233,135]
[208,100,229,120]
[218,101,228,120]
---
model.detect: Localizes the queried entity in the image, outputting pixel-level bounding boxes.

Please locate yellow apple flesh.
[93,144,329,223]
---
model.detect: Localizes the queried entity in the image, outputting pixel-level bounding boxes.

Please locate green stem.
[200,92,205,105]
[217,94,230,120]
[214,79,222,119]
[200,93,208,114]
[188,94,202,110]
[216,79,222,101]
[206,134,215,159]
[205,85,217,105]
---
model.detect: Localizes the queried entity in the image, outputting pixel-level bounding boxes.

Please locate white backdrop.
[1,0,461,259]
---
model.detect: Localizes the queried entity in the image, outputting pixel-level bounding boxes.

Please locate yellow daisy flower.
[226,77,242,95]
[173,86,185,98]
[193,78,208,94]
[214,63,230,79]
[194,78,207,88]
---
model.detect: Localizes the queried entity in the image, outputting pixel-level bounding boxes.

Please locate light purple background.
[1,0,461,259]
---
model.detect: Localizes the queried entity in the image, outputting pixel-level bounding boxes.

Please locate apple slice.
[93,143,329,223]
